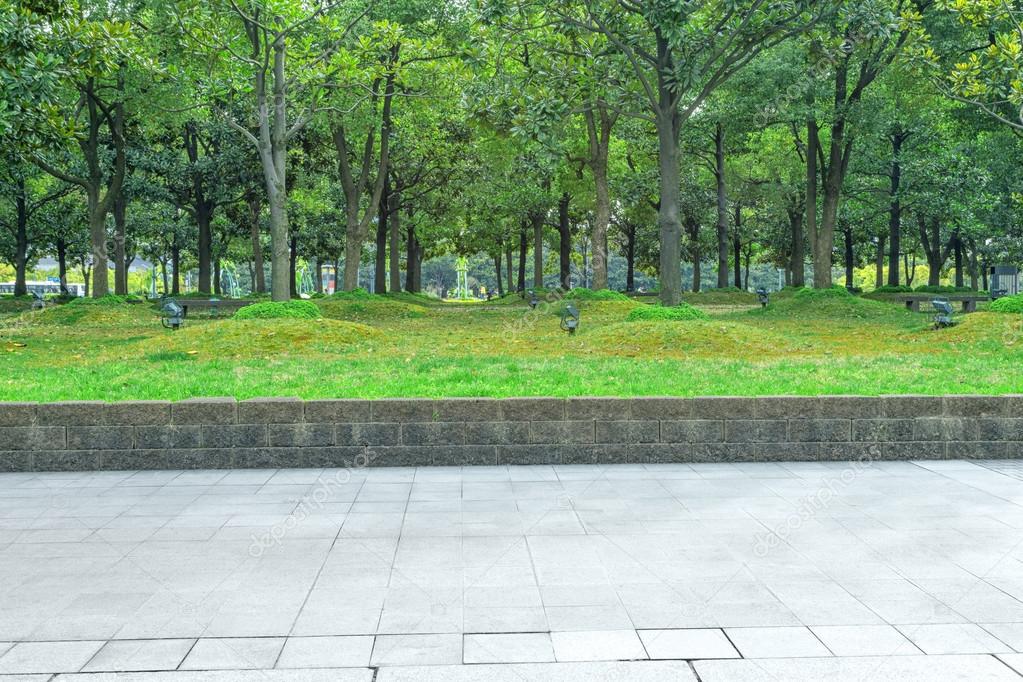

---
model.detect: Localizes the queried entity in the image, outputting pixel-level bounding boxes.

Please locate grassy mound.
[317,295,427,321]
[234,300,321,320]
[914,285,976,294]
[683,289,757,305]
[565,288,631,301]
[18,299,159,327]
[141,318,380,359]
[758,286,919,324]
[990,294,1023,314]
[627,303,710,322]
[590,319,796,358]
[871,285,913,294]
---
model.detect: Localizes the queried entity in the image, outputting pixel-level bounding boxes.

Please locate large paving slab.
[0,460,1021,680]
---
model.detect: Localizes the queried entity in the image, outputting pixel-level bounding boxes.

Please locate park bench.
[174,298,254,317]
[891,293,988,313]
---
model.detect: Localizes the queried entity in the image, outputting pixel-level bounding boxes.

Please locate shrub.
[565,287,631,301]
[990,294,1023,314]
[626,303,710,322]
[234,300,321,320]
[872,285,913,294]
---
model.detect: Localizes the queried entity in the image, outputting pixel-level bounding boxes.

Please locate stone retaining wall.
[1,396,1020,471]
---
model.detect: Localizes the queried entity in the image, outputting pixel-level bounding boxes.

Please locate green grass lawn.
[2,291,1022,401]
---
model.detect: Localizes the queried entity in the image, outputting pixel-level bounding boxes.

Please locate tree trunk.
[967,237,979,290]
[505,248,513,295]
[887,131,904,287]
[82,263,91,298]
[953,228,964,288]
[249,196,265,294]
[789,205,805,287]
[918,215,947,287]
[406,224,420,293]
[732,204,742,289]
[806,114,819,289]
[267,183,291,301]
[654,32,682,305]
[388,192,401,293]
[686,218,701,293]
[584,104,614,290]
[494,253,504,297]
[213,258,222,296]
[715,122,729,289]
[56,239,68,296]
[13,182,28,297]
[171,243,181,295]
[289,233,298,298]
[517,224,527,293]
[313,259,323,293]
[113,193,128,295]
[843,222,854,289]
[375,185,388,293]
[532,212,544,289]
[875,233,886,289]
[625,223,636,292]
[558,193,572,290]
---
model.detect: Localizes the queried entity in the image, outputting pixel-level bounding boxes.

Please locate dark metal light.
[932,298,954,329]
[161,299,184,330]
[560,303,580,334]
[756,287,769,308]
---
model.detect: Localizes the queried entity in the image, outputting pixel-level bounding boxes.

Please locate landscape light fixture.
[528,289,539,309]
[756,287,769,308]
[932,298,955,329]
[161,299,185,330]
[560,303,580,334]
[31,292,45,310]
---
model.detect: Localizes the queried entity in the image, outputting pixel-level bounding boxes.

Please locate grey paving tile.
[0,640,105,674]
[696,654,1020,681]
[81,638,196,672]
[463,633,555,664]
[179,637,285,670]
[724,626,831,658]
[998,653,1023,676]
[896,623,1013,654]
[550,629,647,662]
[638,628,740,660]
[276,635,374,668]
[810,625,920,656]
[376,660,696,681]
[983,622,1023,652]
[370,634,462,666]
[58,671,374,681]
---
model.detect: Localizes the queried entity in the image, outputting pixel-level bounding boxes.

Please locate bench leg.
[963,301,976,313]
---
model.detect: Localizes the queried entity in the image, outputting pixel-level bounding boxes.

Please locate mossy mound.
[682,289,757,305]
[19,300,160,327]
[990,294,1023,314]
[317,295,427,321]
[590,319,796,358]
[564,288,631,301]
[142,318,380,359]
[234,300,321,320]
[627,303,710,322]
[758,287,917,323]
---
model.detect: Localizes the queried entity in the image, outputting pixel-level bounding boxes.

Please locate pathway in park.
[1,460,1022,680]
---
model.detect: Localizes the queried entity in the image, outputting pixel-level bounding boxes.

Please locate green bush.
[234,300,321,320]
[990,294,1023,314]
[872,285,913,294]
[626,303,710,322]
[793,285,852,300]
[565,287,631,301]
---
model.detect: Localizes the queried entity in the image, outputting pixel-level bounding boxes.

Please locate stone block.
[237,397,303,424]
[660,420,723,444]
[171,398,236,425]
[67,426,133,450]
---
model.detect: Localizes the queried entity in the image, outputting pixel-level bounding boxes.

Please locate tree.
[554,0,829,304]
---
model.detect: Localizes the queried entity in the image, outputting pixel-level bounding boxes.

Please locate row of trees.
[2,0,1022,304]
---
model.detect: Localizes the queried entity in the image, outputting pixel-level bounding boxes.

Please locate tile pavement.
[0,460,1022,680]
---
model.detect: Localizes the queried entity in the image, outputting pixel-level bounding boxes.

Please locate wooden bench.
[174,299,254,317]
[891,294,989,313]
